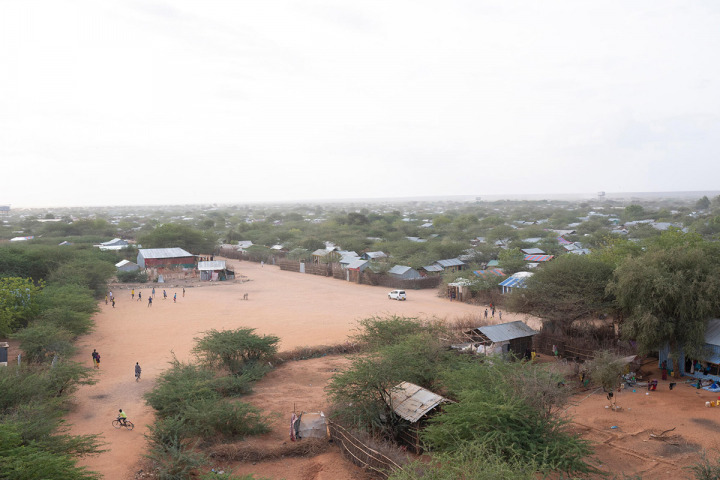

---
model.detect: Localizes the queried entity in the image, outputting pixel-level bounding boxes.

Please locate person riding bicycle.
[117,409,128,426]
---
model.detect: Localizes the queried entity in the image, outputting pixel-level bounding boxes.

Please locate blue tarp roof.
[498,272,533,288]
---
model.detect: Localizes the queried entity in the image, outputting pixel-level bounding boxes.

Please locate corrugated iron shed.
[388,265,412,275]
[138,248,193,259]
[387,382,450,423]
[706,319,720,346]
[474,321,538,343]
[198,261,227,271]
[435,258,465,268]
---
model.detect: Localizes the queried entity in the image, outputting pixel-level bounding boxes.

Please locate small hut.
[385,382,451,453]
[198,260,234,281]
[464,321,538,358]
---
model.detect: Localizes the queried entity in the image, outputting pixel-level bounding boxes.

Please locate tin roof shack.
[137,248,195,269]
[115,259,140,272]
[434,258,466,273]
[659,318,720,381]
[385,382,451,454]
[498,271,534,294]
[198,260,234,281]
[447,277,474,302]
[464,321,538,358]
[96,238,129,251]
[387,265,421,280]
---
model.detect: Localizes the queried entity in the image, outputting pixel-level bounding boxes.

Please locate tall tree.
[609,242,720,377]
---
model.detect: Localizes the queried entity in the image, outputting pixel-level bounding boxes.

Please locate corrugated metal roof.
[521,248,545,255]
[347,259,369,270]
[365,251,388,259]
[138,248,193,259]
[557,235,573,244]
[475,321,538,343]
[523,254,554,262]
[435,258,465,268]
[387,382,449,423]
[706,319,720,346]
[473,269,505,277]
[198,260,226,271]
[422,265,443,272]
[115,260,132,267]
[312,249,328,256]
[498,271,533,288]
[388,265,412,275]
[487,260,500,267]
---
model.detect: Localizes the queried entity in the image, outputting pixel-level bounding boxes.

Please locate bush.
[12,323,75,364]
[116,270,148,283]
[193,328,279,375]
[421,359,593,475]
[388,442,537,480]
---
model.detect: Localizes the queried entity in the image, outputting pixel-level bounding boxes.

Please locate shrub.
[193,328,279,375]
[13,323,75,364]
[116,270,148,283]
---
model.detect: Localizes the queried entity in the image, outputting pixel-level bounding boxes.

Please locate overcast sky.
[1,1,719,207]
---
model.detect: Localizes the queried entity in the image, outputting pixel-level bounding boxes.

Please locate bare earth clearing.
[66,260,720,479]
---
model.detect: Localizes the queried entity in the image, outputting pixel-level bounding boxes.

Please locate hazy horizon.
[3,189,718,211]
[2,1,719,208]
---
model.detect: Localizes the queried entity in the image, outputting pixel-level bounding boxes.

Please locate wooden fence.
[327,421,403,479]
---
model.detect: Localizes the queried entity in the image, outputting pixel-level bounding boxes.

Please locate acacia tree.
[609,242,720,377]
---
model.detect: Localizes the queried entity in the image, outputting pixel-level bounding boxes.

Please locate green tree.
[609,242,720,377]
[498,248,525,275]
[192,328,279,375]
[0,277,43,336]
[696,195,711,210]
[139,224,216,253]
[506,255,614,324]
[13,323,75,364]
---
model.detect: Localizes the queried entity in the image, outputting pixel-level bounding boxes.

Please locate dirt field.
[65,259,720,479]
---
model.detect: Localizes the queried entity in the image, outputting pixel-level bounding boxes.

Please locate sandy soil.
[67,259,530,479]
[65,259,720,479]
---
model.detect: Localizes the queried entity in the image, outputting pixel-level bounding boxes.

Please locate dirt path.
[67,260,531,479]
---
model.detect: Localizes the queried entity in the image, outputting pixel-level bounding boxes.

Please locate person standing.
[163,289,167,300]
[148,296,153,307]
[105,294,108,305]
[135,362,142,382]
[111,298,115,308]
[152,287,155,298]
[92,349,100,369]
[182,287,185,297]
[484,309,488,319]
[138,291,142,302]
[499,311,502,320]
[173,292,177,303]
[131,289,135,300]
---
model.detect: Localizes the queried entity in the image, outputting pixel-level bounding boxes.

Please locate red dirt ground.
[64,259,720,479]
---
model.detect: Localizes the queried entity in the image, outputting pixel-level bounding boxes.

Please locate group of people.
[483,303,501,320]
[108,286,187,308]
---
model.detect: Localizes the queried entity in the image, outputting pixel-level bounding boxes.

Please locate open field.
[66,259,720,479]
[67,258,523,479]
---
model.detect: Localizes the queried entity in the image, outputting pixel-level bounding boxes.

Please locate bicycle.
[112,419,135,430]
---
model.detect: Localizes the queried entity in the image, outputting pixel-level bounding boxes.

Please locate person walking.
[131,289,135,300]
[109,291,113,301]
[182,287,185,297]
[105,294,108,305]
[111,298,115,308]
[173,292,177,303]
[92,349,100,369]
[152,287,155,298]
[484,309,488,319]
[499,311,502,320]
[137,291,142,302]
[135,362,142,382]
[163,289,167,300]
[148,296,153,307]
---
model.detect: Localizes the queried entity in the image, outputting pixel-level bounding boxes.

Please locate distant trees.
[0,277,43,336]
[696,195,711,210]
[139,224,217,253]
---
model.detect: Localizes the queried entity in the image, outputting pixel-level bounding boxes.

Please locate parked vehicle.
[388,290,407,301]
